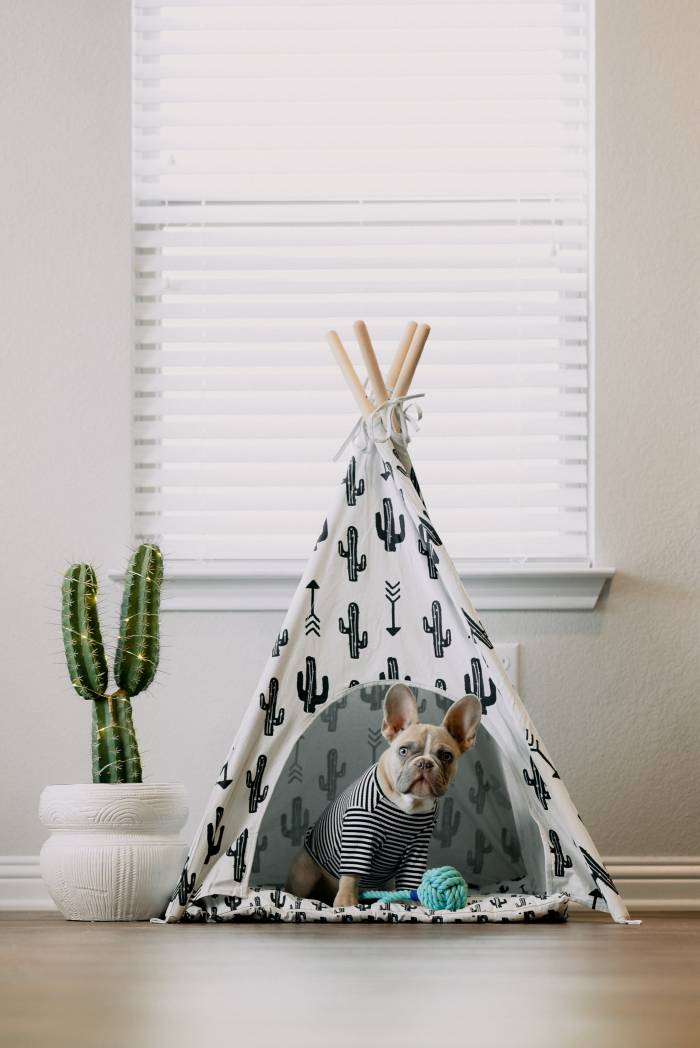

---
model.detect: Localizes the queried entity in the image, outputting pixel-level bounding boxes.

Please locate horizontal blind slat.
[132,0,591,564]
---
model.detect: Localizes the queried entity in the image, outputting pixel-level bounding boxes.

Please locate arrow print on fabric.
[385,580,401,636]
[305,579,320,636]
[216,760,233,789]
[288,740,303,784]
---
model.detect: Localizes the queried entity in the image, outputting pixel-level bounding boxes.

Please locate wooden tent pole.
[325,330,374,418]
[385,321,418,392]
[393,323,431,398]
[353,320,388,406]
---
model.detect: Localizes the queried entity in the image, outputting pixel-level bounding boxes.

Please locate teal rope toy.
[359,865,467,912]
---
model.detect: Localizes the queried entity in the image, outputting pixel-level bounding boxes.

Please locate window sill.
[108,562,614,612]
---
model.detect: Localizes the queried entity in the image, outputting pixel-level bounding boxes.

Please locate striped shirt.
[304,765,438,890]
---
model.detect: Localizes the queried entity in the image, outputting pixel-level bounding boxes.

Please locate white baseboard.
[2,855,699,913]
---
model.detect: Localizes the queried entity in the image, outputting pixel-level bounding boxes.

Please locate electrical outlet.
[494,643,520,690]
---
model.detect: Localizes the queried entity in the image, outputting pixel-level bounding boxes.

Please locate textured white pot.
[39,783,189,921]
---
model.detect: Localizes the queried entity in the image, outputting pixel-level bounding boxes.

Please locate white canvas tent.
[162,323,631,925]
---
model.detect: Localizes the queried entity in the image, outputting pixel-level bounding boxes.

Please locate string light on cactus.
[60,544,163,785]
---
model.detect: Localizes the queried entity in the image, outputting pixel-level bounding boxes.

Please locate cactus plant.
[61,544,163,784]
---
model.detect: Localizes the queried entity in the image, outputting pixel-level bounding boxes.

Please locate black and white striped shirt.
[304,765,437,890]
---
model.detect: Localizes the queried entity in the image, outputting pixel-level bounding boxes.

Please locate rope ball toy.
[359,865,467,912]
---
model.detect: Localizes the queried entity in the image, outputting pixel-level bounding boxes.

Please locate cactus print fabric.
[162,435,631,924]
[182,889,570,925]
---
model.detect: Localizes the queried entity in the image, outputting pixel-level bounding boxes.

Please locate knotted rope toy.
[359,865,467,912]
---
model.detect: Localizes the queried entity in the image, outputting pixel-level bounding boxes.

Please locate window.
[132,1,593,567]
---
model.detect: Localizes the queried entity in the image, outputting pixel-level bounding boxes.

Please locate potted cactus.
[39,545,188,921]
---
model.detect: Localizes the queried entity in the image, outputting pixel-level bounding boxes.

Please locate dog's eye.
[439,751,453,763]
[398,746,409,757]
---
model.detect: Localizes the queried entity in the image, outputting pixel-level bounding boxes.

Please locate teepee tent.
[162,322,630,925]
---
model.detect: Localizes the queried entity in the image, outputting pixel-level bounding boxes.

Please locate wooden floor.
[1,911,699,1048]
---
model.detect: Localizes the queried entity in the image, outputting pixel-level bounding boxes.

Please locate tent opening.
[253,681,547,896]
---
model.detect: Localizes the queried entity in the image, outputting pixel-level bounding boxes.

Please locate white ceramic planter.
[39,783,189,921]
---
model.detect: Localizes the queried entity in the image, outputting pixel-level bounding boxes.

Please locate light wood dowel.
[386,321,418,391]
[393,323,431,398]
[353,320,388,406]
[325,330,374,418]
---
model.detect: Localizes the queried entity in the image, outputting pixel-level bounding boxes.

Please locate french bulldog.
[285,683,481,908]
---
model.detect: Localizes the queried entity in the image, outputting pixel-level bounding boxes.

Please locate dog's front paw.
[333,890,359,909]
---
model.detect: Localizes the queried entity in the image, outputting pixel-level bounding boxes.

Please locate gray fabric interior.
[254,683,546,895]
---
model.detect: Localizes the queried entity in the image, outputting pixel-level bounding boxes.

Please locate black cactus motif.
[296,656,329,713]
[204,806,225,864]
[523,756,551,810]
[417,523,440,579]
[434,797,461,847]
[226,828,248,881]
[461,608,494,649]
[525,729,560,779]
[380,461,393,481]
[281,796,310,847]
[246,755,269,813]
[259,678,285,736]
[379,657,410,681]
[216,760,233,789]
[488,896,507,909]
[321,694,347,732]
[319,748,347,801]
[468,761,491,814]
[579,846,619,895]
[270,888,287,910]
[272,629,288,657]
[251,834,267,875]
[464,657,497,715]
[338,526,367,582]
[339,602,368,659]
[375,497,406,552]
[501,827,522,864]
[171,862,195,905]
[467,829,493,875]
[423,600,452,658]
[549,830,573,877]
[314,518,328,549]
[343,456,365,506]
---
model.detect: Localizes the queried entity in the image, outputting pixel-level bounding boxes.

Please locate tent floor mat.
[189,889,570,923]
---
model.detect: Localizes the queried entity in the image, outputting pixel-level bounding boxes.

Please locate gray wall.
[1,0,698,859]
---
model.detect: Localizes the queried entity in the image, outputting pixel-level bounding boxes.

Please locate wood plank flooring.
[1,911,699,1048]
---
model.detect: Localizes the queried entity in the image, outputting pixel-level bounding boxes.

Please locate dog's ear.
[382,684,418,741]
[441,695,481,752]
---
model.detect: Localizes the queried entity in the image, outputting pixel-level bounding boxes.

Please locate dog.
[285,682,481,908]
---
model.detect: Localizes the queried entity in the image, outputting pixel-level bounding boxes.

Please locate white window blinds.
[133,0,592,564]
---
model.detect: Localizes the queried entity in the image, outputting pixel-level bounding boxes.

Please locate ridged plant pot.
[39,783,188,921]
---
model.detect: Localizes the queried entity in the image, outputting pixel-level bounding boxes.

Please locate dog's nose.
[415,757,435,771]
